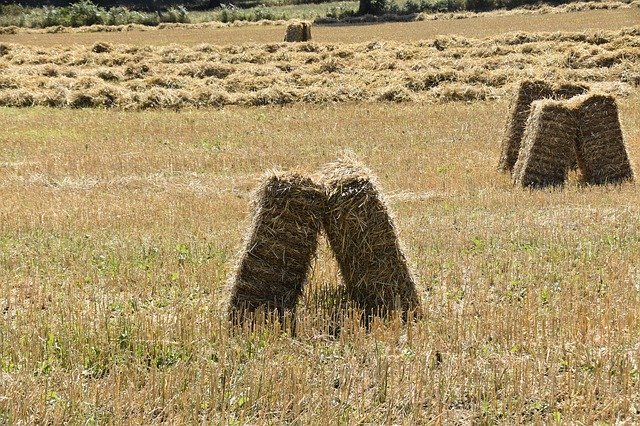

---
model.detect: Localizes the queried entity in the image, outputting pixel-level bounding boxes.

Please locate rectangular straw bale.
[512,99,578,188]
[320,158,420,321]
[552,83,589,170]
[228,172,325,322]
[498,80,553,172]
[573,94,634,185]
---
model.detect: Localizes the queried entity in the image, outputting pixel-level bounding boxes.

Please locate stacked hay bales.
[284,21,312,42]
[498,81,589,173]
[498,80,553,172]
[512,100,577,188]
[320,158,420,323]
[572,94,634,185]
[227,172,325,324]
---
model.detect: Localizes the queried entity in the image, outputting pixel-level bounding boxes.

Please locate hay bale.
[320,158,420,322]
[573,94,634,185]
[553,83,589,100]
[284,21,312,42]
[512,99,577,188]
[552,83,589,170]
[228,172,325,324]
[498,80,553,172]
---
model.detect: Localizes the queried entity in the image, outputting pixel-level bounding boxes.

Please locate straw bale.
[512,99,577,188]
[573,94,634,185]
[552,83,589,170]
[553,83,589,100]
[498,80,553,172]
[284,21,312,42]
[228,172,325,323]
[320,158,420,322]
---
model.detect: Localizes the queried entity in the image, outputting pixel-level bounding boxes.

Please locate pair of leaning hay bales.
[228,158,419,327]
[499,80,633,188]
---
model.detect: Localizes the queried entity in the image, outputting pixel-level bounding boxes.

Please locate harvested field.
[0,95,639,423]
[1,7,638,46]
[0,26,638,109]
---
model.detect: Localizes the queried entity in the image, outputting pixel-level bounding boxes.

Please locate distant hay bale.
[498,80,553,172]
[320,158,420,322]
[228,172,325,324]
[512,100,577,188]
[284,21,312,42]
[573,94,634,185]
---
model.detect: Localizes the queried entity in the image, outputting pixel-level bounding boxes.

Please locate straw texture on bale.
[284,21,312,42]
[498,81,590,173]
[512,100,578,188]
[228,172,325,323]
[573,94,634,185]
[498,80,554,172]
[320,158,420,322]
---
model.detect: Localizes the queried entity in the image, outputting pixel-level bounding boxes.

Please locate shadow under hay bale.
[320,158,420,324]
[498,80,553,173]
[227,172,325,327]
[284,21,312,42]
[512,99,578,188]
[573,94,634,185]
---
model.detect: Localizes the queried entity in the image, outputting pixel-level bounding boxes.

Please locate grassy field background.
[1,6,640,424]
[2,8,638,46]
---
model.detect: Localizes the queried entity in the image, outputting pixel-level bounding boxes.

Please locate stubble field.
[1,5,640,424]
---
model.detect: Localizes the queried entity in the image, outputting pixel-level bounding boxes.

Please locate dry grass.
[0,94,639,423]
[1,7,638,46]
[0,25,638,109]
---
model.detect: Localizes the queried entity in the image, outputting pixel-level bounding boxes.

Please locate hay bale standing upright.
[227,172,325,324]
[573,94,634,185]
[284,21,312,42]
[512,99,577,188]
[320,157,420,322]
[498,80,553,172]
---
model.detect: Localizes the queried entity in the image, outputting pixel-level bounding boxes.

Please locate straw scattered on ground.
[0,26,638,109]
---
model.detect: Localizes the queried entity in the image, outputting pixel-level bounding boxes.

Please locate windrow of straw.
[227,172,325,324]
[512,99,578,188]
[228,160,420,327]
[572,94,634,184]
[0,26,638,109]
[498,80,589,172]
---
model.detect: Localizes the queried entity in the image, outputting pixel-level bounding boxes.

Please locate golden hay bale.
[284,21,312,42]
[512,99,577,188]
[227,172,325,324]
[554,82,589,99]
[320,157,420,323]
[572,94,634,185]
[498,80,553,172]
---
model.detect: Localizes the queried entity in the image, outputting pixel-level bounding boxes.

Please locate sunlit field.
[1,5,640,424]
